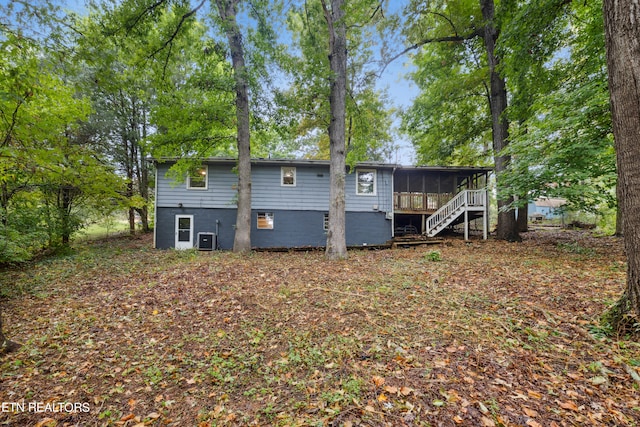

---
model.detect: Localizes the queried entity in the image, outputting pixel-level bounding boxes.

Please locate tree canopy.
[0,0,624,258]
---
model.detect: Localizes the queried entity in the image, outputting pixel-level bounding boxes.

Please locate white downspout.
[153,162,158,248]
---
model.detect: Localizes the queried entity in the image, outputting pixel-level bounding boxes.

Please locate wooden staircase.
[425,189,487,238]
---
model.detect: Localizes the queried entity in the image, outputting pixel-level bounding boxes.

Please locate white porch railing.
[393,192,453,212]
[426,189,487,237]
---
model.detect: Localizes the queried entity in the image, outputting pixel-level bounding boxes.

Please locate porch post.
[464,191,469,240]
[483,188,489,240]
[464,209,469,240]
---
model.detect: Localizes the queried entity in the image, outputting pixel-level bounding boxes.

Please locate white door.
[175,215,194,249]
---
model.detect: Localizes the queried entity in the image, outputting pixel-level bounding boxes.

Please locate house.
[527,197,567,221]
[153,158,491,250]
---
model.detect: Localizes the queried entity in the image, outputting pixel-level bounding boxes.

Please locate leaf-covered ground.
[1,230,639,427]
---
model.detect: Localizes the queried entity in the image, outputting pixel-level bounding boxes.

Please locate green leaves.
[0,19,126,259]
[404,0,615,220]
[401,0,493,166]
[279,0,397,163]
[501,0,615,212]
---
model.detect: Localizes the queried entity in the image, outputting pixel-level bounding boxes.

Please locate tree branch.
[377,27,483,78]
[320,0,335,53]
[347,2,383,30]
[125,0,168,33]
[146,0,207,63]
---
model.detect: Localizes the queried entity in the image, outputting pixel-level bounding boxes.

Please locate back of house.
[153,158,395,250]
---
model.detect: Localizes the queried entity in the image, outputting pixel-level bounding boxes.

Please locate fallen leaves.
[371,375,385,387]
[558,400,580,412]
[0,231,638,426]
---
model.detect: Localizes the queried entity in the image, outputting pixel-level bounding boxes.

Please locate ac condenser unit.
[197,232,216,251]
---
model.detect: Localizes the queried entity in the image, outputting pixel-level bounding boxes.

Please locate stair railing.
[425,189,486,236]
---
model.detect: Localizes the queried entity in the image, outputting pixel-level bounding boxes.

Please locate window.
[257,212,274,229]
[187,166,208,190]
[356,169,376,195]
[281,166,296,186]
[323,213,329,231]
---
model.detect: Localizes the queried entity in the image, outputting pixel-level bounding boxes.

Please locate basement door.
[175,215,194,249]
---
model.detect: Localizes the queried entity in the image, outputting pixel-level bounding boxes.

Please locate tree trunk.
[136,206,150,233]
[61,185,73,245]
[603,0,640,317]
[323,0,348,260]
[615,199,623,237]
[1,183,8,228]
[517,203,528,232]
[480,0,520,242]
[129,206,136,234]
[138,113,151,233]
[215,0,252,253]
[0,307,20,355]
[129,123,137,235]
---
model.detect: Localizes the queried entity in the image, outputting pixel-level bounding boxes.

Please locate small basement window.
[281,166,296,186]
[356,169,376,195]
[187,166,208,190]
[257,212,274,229]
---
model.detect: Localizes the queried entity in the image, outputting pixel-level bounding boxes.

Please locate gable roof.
[534,197,567,208]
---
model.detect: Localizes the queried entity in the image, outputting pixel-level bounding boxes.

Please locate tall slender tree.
[95,0,282,253]
[322,0,348,259]
[499,0,616,229]
[281,0,393,259]
[214,0,252,253]
[479,0,518,241]
[603,0,640,318]
[401,0,519,240]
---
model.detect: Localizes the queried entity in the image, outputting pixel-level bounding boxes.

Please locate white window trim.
[187,165,208,190]
[356,169,377,196]
[281,166,296,187]
[257,212,274,230]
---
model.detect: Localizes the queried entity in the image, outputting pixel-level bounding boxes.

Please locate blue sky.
[378,55,417,164]
[1,0,418,164]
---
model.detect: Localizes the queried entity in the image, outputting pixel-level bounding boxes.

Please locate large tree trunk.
[603,0,640,317]
[517,204,528,232]
[480,0,520,242]
[216,0,252,253]
[322,0,348,260]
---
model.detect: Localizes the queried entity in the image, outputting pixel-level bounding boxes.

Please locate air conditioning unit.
[197,232,216,251]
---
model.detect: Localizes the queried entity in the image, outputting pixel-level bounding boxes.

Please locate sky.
[2,0,419,164]
[376,0,418,165]
[377,55,418,165]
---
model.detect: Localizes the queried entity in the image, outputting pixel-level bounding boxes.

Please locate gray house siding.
[154,159,394,250]
[155,161,394,213]
[155,207,238,250]
[155,163,237,209]
[155,207,391,250]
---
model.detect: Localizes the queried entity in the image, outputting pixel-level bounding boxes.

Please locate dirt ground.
[1,229,638,426]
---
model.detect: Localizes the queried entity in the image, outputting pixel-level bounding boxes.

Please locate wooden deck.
[390,235,444,248]
[393,192,453,214]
